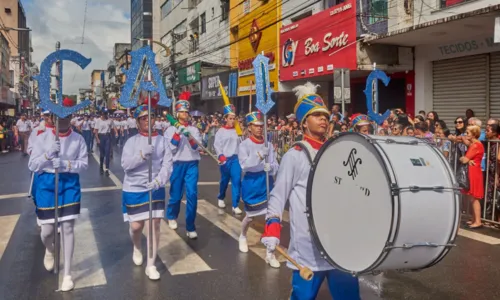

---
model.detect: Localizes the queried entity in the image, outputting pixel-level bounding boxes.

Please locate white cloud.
[25,0,130,94]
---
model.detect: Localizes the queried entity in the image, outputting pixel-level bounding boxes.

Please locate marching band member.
[261,83,360,299]
[81,114,92,153]
[121,104,173,280]
[28,98,88,292]
[164,91,202,239]
[127,113,138,137]
[214,104,242,214]
[350,114,373,135]
[94,110,113,176]
[238,111,279,268]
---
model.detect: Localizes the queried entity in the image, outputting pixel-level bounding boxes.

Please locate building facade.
[366,0,500,126]
[159,0,231,112]
[0,0,31,113]
[131,0,153,50]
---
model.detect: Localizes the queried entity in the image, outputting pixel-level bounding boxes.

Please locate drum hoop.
[420,144,460,270]
[306,132,399,275]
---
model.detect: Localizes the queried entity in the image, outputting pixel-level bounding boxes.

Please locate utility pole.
[170,33,181,102]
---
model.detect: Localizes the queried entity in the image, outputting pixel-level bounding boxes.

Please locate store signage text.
[304,31,349,57]
[438,37,499,57]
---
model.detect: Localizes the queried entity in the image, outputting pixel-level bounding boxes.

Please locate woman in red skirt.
[460,125,485,229]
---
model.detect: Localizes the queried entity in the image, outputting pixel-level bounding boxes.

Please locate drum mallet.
[275,246,314,281]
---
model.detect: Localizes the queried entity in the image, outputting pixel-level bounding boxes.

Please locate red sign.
[238,51,275,70]
[279,0,357,82]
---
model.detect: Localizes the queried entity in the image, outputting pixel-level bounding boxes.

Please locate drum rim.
[306,132,398,274]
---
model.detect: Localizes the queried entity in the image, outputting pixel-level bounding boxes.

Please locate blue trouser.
[82,130,92,152]
[89,131,94,151]
[98,134,111,169]
[291,269,360,300]
[166,160,199,232]
[217,155,241,208]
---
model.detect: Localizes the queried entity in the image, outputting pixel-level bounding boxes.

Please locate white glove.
[146,179,160,191]
[261,236,280,252]
[141,145,154,158]
[47,141,60,159]
[263,163,271,172]
[52,157,61,169]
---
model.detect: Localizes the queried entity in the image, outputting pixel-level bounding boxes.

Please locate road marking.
[194,199,286,263]
[0,186,122,200]
[60,208,107,289]
[0,214,20,261]
[157,219,214,275]
[91,152,122,188]
[457,228,500,245]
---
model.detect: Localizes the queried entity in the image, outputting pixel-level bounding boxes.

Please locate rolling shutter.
[433,55,487,127]
[489,52,500,120]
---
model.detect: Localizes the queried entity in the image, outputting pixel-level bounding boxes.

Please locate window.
[243,0,250,14]
[291,10,312,23]
[9,70,13,87]
[161,0,172,19]
[325,0,345,8]
[4,8,11,14]
[200,13,206,34]
[221,0,229,21]
[368,0,387,24]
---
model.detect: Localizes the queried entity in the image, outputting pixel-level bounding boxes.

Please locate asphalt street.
[1,144,500,300]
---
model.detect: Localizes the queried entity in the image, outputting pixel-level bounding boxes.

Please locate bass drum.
[306,133,460,275]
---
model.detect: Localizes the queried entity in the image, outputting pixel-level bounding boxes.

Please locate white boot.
[43,249,55,272]
[168,219,178,230]
[266,253,280,269]
[132,247,143,266]
[145,266,160,280]
[232,207,243,215]
[186,231,198,239]
[218,199,226,208]
[61,275,75,292]
[239,235,249,253]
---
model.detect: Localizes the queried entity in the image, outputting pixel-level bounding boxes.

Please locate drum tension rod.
[383,139,419,145]
[391,185,459,193]
[384,242,456,250]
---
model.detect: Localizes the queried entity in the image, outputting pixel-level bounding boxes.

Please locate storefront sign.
[279,0,356,81]
[201,71,238,99]
[238,51,276,76]
[424,35,500,61]
[178,62,201,86]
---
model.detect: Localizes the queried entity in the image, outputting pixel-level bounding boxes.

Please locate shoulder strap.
[292,141,316,165]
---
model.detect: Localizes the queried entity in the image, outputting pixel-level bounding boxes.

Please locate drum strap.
[292,141,316,165]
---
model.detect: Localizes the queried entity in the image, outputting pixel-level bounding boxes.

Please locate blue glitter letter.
[33,50,92,118]
[252,54,275,114]
[364,70,391,125]
[119,46,171,108]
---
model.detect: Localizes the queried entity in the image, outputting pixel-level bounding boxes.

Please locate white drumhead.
[308,133,393,273]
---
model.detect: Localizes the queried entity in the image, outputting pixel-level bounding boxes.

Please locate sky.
[24,0,131,94]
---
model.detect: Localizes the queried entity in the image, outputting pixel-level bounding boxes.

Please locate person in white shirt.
[81,114,92,153]
[261,82,360,299]
[121,104,173,281]
[120,115,129,146]
[237,111,279,268]
[127,114,138,137]
[94,110,113,176]
[214,104,242,214]
[164,91,202,239]
[89,115,96,152]
[28,98,88,292]
[16,114,31,156]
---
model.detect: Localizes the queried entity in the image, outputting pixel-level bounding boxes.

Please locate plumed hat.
[292,82,329,125]
[175,91,191,112]
[223,104,236,116]
[245,111,264,125]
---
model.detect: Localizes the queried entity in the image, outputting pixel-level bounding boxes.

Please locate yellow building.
[230,0,280,99]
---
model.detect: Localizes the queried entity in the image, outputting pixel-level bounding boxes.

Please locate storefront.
[416,34,500,126]
[201,70,238,113]
[235,0,280,115]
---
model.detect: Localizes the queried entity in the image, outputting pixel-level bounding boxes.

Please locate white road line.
[457,228,500,245]
[0,214,20,261]
[0,186,122,200]
[91,152,122,188]
[60,208,107,289]
[195,199,287,263]
[157,219,214,275]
